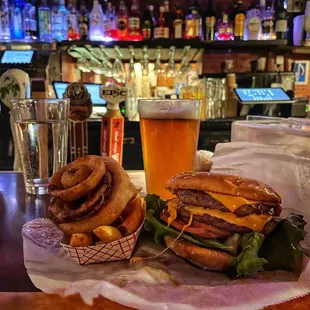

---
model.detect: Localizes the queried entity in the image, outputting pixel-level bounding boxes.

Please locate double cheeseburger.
[48,155,142,237]
[160,172,282,271]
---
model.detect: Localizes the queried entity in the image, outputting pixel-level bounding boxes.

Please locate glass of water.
[11,99,69,195]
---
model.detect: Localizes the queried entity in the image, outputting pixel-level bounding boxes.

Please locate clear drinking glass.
[11,99,69,195]
[138,99,201,200]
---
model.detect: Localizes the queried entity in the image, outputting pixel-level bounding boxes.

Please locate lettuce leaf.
[259,213,307,272]
[144,194,167,213]
[144,209,237,254]
[232,232,267,277]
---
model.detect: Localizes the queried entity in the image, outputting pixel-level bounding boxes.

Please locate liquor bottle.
[67,0,80,40]
[129,0,141,38]
[142,4,153,39]
[89,0,104,41]
[103,2,112,38]
[149,5,156,29]
[305,1,310,45]
[24,0,37,41]
[111,5,117,39]
[38,0,52,42]
[117,0,129,40]
[0,0,11,41]
[173,3,184,39]
[233,0,246,40]
[163,0,172,38]
[260,0,275,40]
[79,0,89,40]
[215,12,234,40]
[185,6,202,39]
[244,2,261,40]
[275,0,287,39]
[10,0,25,40]
[192,0,205,40]
[154,5,169,39]
[205,0,216,41]
[51,0,67,42]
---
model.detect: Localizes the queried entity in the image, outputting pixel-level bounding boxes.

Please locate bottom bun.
[164,236,234,272]
[58,156,138,234]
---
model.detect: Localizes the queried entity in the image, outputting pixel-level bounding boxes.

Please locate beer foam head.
[138,99,201,120]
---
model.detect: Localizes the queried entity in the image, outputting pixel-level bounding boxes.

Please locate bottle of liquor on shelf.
[185,5,203,39]
[305,0,310,45]
[244,2,261,40]
[154,5,169,39]
[103,2,112,38]
[79,0,89,40]
[205,0,216,41]
[51,0,67,42]
[129,0,141,39]
[173,3,184,39]
[233,0,246,40]
[275,0,287,39]
[38,0,52,42]
[163,0,172,38]
[24,0,37,41]
[0,0,11,41]
[67,0,79,40]
[89,0,104,41]
[260,0,275,40]
[117,0,129,40]
[149,5,156,29]
[111,5,118,39]
[215,12,234,40]
[10,0,25,40]
[142,4,153,39]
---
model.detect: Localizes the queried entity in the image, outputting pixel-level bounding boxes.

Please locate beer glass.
[138,99,201,200]
[11,99,69,195]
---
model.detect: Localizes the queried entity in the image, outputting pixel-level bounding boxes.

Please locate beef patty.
[178,208,277,236]
[175,189,282,217]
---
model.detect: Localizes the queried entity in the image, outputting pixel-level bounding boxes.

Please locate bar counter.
[0,172,309,309]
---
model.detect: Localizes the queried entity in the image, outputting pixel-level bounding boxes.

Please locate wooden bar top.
[0,172,309,309]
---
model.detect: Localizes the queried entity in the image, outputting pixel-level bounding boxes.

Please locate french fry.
[93,226,122,243]
[118,195,144,236]
[70,233,93,247]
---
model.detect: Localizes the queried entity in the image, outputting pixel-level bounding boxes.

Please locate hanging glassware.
[153,46,164,75]
[112,45,126,85]
[165,46,177,77]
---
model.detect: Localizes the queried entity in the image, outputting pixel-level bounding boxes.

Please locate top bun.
[166,172,282,203]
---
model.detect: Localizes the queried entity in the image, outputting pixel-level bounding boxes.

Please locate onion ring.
[58,156,139,234]
[49,155,106,201]
[61,165,92,189]
[48,172,113,223]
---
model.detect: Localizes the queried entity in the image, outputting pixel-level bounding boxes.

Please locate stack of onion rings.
[48,155,139,234]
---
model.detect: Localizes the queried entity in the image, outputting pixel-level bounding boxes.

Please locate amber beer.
[139,100,201,200]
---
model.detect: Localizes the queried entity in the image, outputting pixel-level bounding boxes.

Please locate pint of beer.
[138,99,201,200]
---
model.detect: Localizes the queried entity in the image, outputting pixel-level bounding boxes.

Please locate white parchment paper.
[23,143,310,309]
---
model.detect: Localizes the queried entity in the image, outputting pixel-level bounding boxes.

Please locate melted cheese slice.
[184,206,271,232]
[167,199,179,226]
[206,191,260,213]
